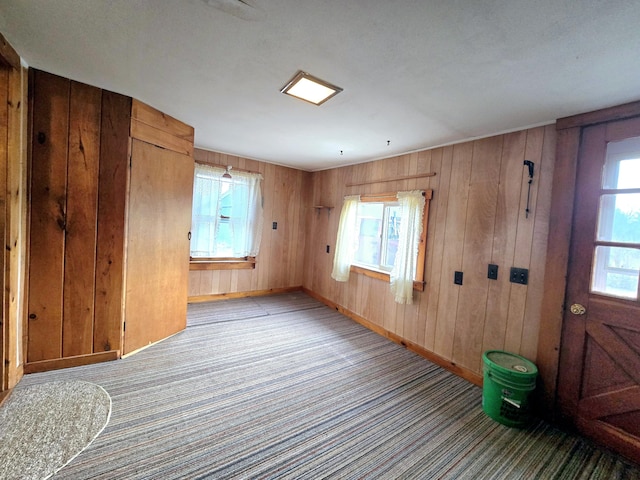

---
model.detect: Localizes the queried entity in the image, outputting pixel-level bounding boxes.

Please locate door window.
[591,137,640,300]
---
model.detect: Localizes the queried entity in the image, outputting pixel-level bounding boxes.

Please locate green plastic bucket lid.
[483,350,538,377]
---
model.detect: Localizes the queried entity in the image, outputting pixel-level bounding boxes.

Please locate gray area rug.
[0,380,111,480]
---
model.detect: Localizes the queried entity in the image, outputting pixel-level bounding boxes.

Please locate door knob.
[570,303,586,315]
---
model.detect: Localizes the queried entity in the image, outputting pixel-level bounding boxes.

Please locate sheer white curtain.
[191,163,263,258]
[331,195,360,282]
[390,190,425,304]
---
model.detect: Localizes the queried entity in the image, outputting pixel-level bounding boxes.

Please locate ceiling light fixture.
[281,71,343,106]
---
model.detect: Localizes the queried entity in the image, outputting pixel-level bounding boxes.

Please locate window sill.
[349,265,424,292]
[190,257,256,271]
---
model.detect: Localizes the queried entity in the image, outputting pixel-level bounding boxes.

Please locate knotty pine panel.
[305,126,556,378]
[5,64,28,390]
[187,149,310,299]
[27,70,70,362]
[93,91,131,354]
[62,81,101,357]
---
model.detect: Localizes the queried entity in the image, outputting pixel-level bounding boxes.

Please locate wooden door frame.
[537,99,640,415]
[0,32,26,401]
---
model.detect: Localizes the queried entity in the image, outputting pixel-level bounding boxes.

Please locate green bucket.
[482,350,538,428]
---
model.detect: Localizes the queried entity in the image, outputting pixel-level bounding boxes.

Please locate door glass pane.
[596,193,640,243]
[603,137,640,189]
[591,245,639,300]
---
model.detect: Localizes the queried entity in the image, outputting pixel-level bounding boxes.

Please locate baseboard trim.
[0,388,14,408]
[302,287,483,387]
[188,286,303,303]
[24,350,120,374]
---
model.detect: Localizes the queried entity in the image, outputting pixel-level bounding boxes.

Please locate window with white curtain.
[331,190,432,304]
[190,163,263,259]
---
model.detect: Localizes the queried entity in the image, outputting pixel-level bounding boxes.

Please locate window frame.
[349,190,432,291]
[189,163,262,271]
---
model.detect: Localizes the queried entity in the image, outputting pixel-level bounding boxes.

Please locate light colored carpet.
[0,380,111,480]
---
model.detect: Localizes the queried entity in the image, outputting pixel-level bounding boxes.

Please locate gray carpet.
[0,380,111,480]
[12,292,640,479]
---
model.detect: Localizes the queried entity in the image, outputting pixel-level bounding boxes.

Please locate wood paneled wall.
[304,125,556,379]
[187,149,311,299]
[27,69,130,362]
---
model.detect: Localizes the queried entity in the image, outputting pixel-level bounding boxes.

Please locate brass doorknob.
[570,303,586,315]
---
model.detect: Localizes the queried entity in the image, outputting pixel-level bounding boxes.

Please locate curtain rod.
[195,161,260,176]
[359,189,432,199]
[346,172,436,187]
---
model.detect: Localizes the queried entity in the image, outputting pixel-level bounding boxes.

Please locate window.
[331,190,432,304]
[353,202,402,272]
[190,163,263,267]
[591,137,640,300]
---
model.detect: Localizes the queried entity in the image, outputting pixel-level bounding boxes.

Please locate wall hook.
[523,160,535,218]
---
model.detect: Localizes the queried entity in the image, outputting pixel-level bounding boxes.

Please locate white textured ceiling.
[1,0,639,171]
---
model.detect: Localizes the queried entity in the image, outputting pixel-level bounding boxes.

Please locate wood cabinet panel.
[124,139,193,355]
[26,69,193,368]
[130,99,194,156]
[27,70,69,362]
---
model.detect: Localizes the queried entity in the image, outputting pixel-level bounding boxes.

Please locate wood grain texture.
[0,67,7,388]
[62,81,101,357]
[27,70,69,362]
[187,149,309,300]
[537,126,581,413]
[93,91,131,354]
[0,32,20,70]
[130,99,194,156]
[4,64,28,391]
[453,136,503,370]
[24,350,119,374]
[305,126,556,379]
[124,140,193,355]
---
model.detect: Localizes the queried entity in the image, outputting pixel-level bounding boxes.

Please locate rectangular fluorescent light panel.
[281,71,342,105]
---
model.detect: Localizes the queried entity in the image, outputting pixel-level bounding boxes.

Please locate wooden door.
[558,116,640,463]
[123,139,194,355]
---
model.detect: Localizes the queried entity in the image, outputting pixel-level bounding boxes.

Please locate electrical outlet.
[454,271,463,285]
[326,245,330,254]
[488,264,498,280]
[510,267,529,285]
[272,222,277,230]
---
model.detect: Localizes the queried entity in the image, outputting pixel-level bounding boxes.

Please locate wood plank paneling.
[189,126,555,382]
[130,99,194,156]
[93,91,131,354]
[27,70,70,362]
[481,131,527,358]
[305,126,556,380]
[434,142,473,360]
[62,81,101,357]
[0,66,7,388]
[5,64,28,390]
[188,150,309,300]
[453,136,503,370]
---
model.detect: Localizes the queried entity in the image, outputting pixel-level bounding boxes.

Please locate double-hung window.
[353,201,402,272]
[332,190,432,304]
[190,163,263,267]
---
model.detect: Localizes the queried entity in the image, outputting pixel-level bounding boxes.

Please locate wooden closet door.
[123,139,194,355]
